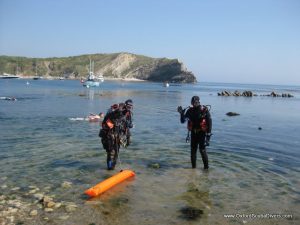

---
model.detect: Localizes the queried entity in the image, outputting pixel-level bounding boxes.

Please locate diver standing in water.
[177,96,212,170]
[99,99,133,170]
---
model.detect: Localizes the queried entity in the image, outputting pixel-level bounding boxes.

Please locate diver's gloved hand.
[205,133,212,146]
[177,106,183,114]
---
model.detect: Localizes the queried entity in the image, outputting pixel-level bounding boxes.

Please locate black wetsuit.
[180,105,212,169]
[99,105,133,170]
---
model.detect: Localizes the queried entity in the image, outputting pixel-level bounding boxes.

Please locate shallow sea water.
[0,79,299,224]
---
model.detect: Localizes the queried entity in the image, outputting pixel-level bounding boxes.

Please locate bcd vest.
[187,107,208,132]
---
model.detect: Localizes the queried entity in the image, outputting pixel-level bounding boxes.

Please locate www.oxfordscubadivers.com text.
[223,213,293,220]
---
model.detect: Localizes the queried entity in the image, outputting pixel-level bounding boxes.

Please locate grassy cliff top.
[0,53,197,83]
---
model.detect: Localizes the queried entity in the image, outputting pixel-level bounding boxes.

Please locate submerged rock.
[28,189,37,194]
[61,181,72,189]
[11,187,21,191]
[44,208,54,212]
[59,215,70,220]
[54,203,62,208]
[33,193,44,201]
[179,206,203,220]
[148,163,160,169]
[29,210,38,216]
[226,112,240,116]
[47,201,56,208]
[40,196,53,207]
[110,197,129,207]
[65,203,78,212]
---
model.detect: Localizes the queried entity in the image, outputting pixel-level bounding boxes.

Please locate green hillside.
[0,53,197,83]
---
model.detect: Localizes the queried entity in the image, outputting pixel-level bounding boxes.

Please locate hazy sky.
[0,0,299,85]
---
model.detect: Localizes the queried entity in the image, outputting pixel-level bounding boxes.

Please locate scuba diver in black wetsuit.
[123,99,133,146]
[177,96,212,170]
[99,99,133,170]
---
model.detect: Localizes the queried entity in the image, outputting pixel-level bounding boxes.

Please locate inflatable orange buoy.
[84,170,135,197]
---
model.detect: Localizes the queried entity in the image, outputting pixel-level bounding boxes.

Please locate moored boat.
[0,73,20,79]
[83,60,103,87]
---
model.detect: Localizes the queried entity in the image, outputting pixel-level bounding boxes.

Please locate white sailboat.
[83,60,103,87]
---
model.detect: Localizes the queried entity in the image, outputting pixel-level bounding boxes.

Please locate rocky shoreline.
[217,90,294,97]
[17,75,146,82]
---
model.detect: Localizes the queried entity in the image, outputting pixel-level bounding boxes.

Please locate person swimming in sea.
[69,112,104,122]
[0,96,17,101]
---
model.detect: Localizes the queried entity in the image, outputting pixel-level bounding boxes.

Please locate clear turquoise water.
[0,79,299,224]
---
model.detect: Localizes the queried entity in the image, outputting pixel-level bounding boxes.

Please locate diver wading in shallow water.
[177,96,212,169]
[99,99,133,170]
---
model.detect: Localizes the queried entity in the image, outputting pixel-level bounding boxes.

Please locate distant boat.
[97,72,104,83]
[163,82,169,87]
[0,73,20,79]
[83,60,103,87]
[32,64,43,80]
[33,76,43,80]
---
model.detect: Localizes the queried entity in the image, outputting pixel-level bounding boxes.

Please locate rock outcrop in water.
[226,112,240,116]
[218,90,294,97]
[218,90,257,97]
[0,53,197,83]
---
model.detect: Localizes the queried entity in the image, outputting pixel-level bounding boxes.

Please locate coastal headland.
[0,53,196,83]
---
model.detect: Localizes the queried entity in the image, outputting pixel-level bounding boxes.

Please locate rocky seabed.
[0,178,77,225]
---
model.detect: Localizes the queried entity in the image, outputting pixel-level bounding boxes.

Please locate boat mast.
[89,59,92,76]
[93,61,94,74]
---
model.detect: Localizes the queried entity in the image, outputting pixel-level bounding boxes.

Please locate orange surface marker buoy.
[84,170,135,197]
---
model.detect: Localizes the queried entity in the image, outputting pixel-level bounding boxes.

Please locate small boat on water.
[83,60,104,87]
[97,73,104,83]
[33,76,43,80]
[0,73,20,79]
[163,82,169,87]
[32,64,43,80]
